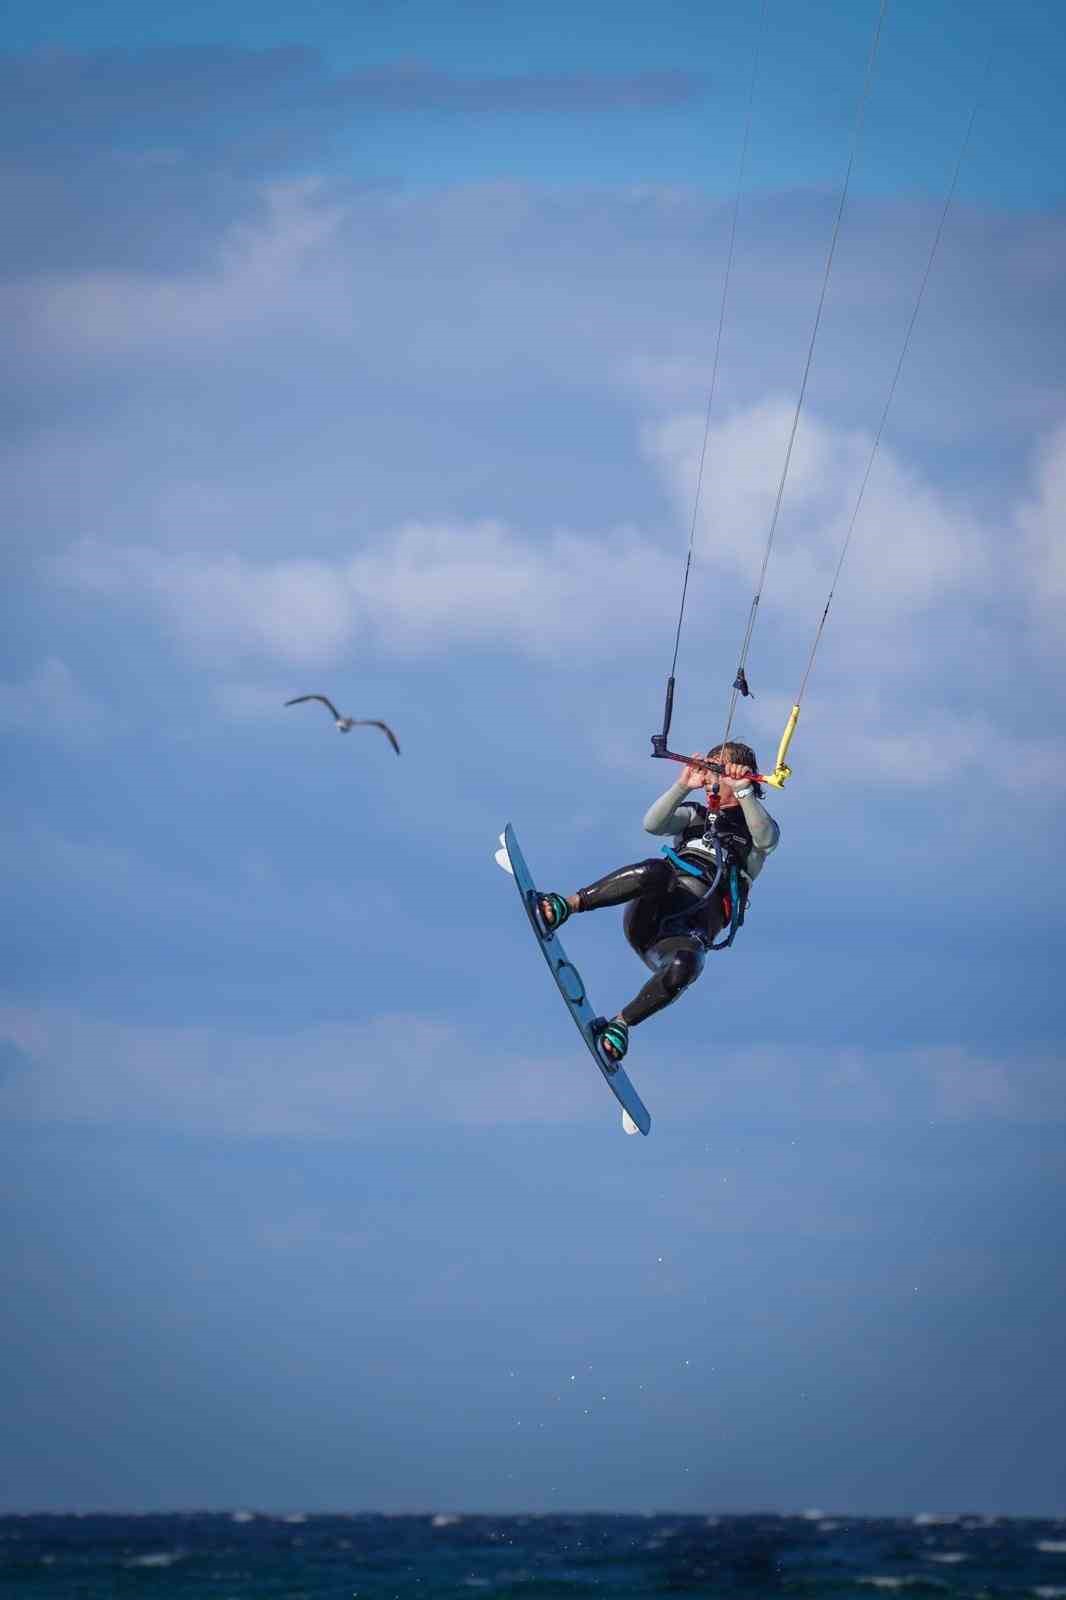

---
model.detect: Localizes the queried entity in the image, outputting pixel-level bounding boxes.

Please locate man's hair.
[707,741,763,798]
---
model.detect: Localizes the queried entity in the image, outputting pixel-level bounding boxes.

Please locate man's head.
[706,741,763,799]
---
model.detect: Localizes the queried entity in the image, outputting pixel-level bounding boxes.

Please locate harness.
[659,824,750,951]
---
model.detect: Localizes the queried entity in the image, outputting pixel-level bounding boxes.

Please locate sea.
[2,1512,1066,1599]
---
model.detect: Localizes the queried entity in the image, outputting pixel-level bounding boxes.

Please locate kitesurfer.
[537,742,779,1063]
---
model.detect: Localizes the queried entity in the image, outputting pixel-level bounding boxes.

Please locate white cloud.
[25,181,353,353]
[33,400,1066,823]
[213,681,300,721]
[51,519,674,665]
[36,388,1019,676]
[0,1006,596,1136]
[1017,419,1066,637]
[1,1005,1060,1136]
[642,397,985,620]
[343,518,671,654]
[0,817,406,947]
[54,540,365,666]
[0,657,113,740]
[779,696,1066,795]
[660,1042,1065,1128]
[39,398,1066,806]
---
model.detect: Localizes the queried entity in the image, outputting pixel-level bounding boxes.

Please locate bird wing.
[285,694,342,720]
[353,720,401,754]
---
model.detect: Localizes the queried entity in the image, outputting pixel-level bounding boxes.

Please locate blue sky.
[2,0,1065,1517]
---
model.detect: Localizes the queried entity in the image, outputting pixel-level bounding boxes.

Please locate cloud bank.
[42,398,1062,696]
[2,1004,1061,1138]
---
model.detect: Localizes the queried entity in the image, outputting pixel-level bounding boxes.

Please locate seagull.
[284,695,401,754]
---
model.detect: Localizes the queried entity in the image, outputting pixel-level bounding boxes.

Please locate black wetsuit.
[575,783,779,1028]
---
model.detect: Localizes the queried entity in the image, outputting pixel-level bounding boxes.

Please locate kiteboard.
[496,824,651,1137]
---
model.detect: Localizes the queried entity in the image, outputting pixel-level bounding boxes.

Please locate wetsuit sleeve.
[643,780,702,836]
[737,789,779,852]
[737,789,780,877]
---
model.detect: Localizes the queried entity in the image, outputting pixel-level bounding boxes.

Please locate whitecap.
[284,1513,307,1525]
[925,1553,967,1564]
[1038,1543,1066,1554]
[231,1511,256,1523]
[432,1513,461,1528]
[914,1512,957,1526]
[1033,1588,1066,1598]
[858,1580,930,1592]
[122,1552,183,1569]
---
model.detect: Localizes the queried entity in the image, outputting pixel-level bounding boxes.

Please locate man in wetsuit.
[537,741,779,1063]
